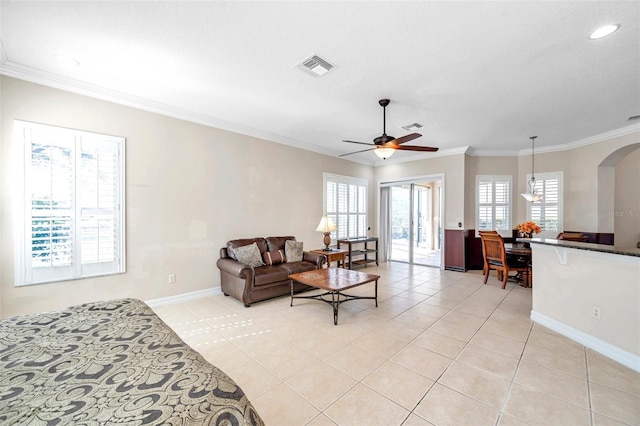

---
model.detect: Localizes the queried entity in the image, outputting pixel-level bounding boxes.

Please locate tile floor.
[152,263,640,426]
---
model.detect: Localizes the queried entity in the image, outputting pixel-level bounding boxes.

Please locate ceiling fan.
[340,99,439,160]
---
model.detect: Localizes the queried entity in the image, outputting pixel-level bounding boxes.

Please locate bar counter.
[526,238,640,372]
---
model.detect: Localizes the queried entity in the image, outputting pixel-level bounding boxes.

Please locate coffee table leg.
[332,291,339,325]
[290,280,294,306]
[375,279,378,307]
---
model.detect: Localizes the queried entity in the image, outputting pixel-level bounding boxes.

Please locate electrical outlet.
[168,274,176,284]
[592,306,601,320]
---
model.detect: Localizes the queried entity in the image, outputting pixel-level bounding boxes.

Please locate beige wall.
[514,132,640,235]
[374,154,466,230]
[0,77,373,317]
[2,76,639,318]
[560,132,639,232]
[615,147,640,248]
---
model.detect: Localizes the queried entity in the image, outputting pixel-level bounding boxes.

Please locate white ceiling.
[1,1,639,165]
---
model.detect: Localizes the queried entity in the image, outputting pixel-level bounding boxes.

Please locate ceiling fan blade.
[393,133,422,145]
[339,147,376,157]
[342,140,375,146]
[392,144,439,152]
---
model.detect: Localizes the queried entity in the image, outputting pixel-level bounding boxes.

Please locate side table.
[310,249,347,268]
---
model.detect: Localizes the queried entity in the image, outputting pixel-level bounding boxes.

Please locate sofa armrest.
[216,258,253,278]
[303,251,326,269]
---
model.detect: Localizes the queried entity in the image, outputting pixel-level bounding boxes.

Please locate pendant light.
[521,136,543,202]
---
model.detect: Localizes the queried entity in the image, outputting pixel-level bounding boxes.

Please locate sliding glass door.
[389,180,441,267]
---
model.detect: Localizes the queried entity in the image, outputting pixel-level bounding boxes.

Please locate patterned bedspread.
[0,298,264,425]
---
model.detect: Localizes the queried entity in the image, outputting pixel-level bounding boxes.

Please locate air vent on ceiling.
[628,115,640,121]
[401,123,423,132]
[297,54,336,77]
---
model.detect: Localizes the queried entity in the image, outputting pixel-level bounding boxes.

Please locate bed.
[0,298,264,425]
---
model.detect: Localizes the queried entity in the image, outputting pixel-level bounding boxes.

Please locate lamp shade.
[374,147,395,160]
[521,191,544,202]
[316,216,337,233]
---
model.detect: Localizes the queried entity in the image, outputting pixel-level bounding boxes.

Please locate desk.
[505,243,532,287]
[310,249,347,268]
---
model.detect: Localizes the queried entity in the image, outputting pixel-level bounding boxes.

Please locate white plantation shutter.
[527,172,563,237]
[15,121,125,286]
[324,173,368,240]
[476,175,512,237]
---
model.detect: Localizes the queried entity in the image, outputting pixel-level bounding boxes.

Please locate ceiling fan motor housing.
[374,134,395,145]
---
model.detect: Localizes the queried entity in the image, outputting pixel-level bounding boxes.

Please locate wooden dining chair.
[478,230,499,276]
[480,233,531,289]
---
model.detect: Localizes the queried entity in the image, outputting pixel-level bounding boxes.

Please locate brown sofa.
[217,236,325,307]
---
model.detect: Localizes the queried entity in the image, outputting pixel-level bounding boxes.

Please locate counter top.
[519,238,640,258]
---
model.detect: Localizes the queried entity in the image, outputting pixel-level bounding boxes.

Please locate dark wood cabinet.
[444,229,485,272]
[444,229,468,271]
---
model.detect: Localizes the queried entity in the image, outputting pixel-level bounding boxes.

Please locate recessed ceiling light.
[589,24,620,39]
[53,54,79,67]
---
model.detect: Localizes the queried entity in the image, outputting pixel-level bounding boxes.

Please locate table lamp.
[316,215,337,251]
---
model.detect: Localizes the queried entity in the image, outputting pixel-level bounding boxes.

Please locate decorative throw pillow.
[232,242,265,268]
[285,240,303,263]
[263,249,285,266]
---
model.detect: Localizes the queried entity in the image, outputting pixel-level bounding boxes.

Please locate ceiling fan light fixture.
[374,147,395,160]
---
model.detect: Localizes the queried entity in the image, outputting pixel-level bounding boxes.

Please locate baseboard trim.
[530,310,640,373]
[145,287,222,308]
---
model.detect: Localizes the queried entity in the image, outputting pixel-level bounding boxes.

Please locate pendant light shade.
[521,136,543,202]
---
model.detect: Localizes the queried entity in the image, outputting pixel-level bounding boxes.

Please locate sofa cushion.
[263,249,285,266]
[232,242,265,268]
[227,238,267,261]
[285,240,303,262]
[254,265,290,286]
[279,261,317,275]
[266,236,296,252]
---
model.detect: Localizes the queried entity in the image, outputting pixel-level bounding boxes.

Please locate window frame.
[475,175,512,238]
[526,171,563,238]
[323,172,368,240]
[13,120,126,286]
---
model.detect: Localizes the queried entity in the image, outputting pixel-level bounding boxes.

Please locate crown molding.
[2,55,637,166]
[467,124,640,157]
[0,57,349,160]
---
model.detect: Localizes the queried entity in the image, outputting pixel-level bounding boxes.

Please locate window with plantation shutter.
[527,172,563,238]
[323,173,368,240]
[476,175,512,237]
[14,121,125,286]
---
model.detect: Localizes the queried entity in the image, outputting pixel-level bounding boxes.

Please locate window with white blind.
[476,175,512,237]
[14,121,125,286]
[526,172,563,238]
[323,173,368,240]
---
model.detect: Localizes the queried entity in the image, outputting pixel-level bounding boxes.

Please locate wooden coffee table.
[289,268,380,325]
